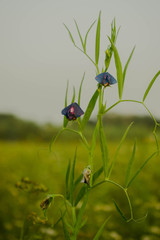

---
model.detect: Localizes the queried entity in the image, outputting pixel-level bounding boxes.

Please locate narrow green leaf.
[61,212,71,240]
[49,128,64,152]
[108,37,123,99]
[123,46,136,88]
[95,11,101,65]
[65,159,71,199]
[74,20,84,50]
[108,122,134,178]
[93,216,110,240]
[81,89,99,130]
[63,81,69,128]
[92,166,103,184]
[78,72,85,105]
[84,20,96,52]
[125,141,136,188]
[75,193,88,234]
[74,185,87,206]
[71,86,76,103]
[74,173,83,191]
[113,200,127,221]
[127,152,157,188]
[90,120,99,157]
[143,70,160,102]
[63,23,75,46]
[70,149,77,205]
[99,118,109,177]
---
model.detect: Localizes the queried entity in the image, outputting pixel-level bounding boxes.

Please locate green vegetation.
[0,137,159,240]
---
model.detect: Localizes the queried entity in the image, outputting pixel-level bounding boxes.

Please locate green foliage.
[93,216,110,240]
[95,11,101,66]
[108,36,123,99]
[125,141,136,188]
[81,89,99,130]
[143,70,160,102]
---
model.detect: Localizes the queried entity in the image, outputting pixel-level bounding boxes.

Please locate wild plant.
[40,12,160,239]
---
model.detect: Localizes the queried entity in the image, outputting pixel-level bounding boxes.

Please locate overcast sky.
[0,0,160,125]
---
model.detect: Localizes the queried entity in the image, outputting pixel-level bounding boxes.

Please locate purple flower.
[61,102,84,120]
[95,72,117,87]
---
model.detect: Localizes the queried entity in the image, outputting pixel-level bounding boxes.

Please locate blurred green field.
[0,133,160,240]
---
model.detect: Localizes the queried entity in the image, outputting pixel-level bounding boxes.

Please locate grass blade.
[70,149,77,205]
[123,46,136,88]
[65,159,71,199]
[99,118,109,178]
[95,11,101,65]
[93,216,110,240]
[108,122,134,178]
[143,70,160,102]
[84,20,96,52]
[63,23,75,46]
[113,200,127,221]
[127,152,157,188]
[74,20,84,50]
[108,36,123,99]
[125,141,136,188]
[81,89,99,130]
[78,72,85,105]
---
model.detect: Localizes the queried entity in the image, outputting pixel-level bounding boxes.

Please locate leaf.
[108,122,134,178]
[75,193,88,235]
[92,166,103,184]
[74,20,84,50]
[127,152,157,188]
[123,46,136,88]
[90,120,100,158]
[70,149,77,205]
[65,159,71,199]
[99,118,109,178]
[113,200,127,221]
[63,23,75,46]
[125,141,136,188]
[71,86,76,103]
[78,72,85,105]
[74,173,83,191]
[81,89,99,130]
[95,11,101,65]
[61,212,71,240]
[108,36,123,99]
[143,70,160,102]
[93,216,110,240]
[63,81,69,128]
[74,185,87,206]
[84,20,96,52]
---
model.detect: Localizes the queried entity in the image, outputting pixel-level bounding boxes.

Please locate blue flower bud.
[61,102,84,120]
[95,72,117,87]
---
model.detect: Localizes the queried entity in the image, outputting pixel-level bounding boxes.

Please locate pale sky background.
[0,0,160,125]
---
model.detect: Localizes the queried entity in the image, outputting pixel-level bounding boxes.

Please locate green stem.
[124,189,133,220]
[91,179,133,222]
[75,45,99,74]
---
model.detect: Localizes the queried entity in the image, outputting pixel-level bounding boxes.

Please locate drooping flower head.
[61,102,84,120]
[81,166,91,186]
[95,72,117,87]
